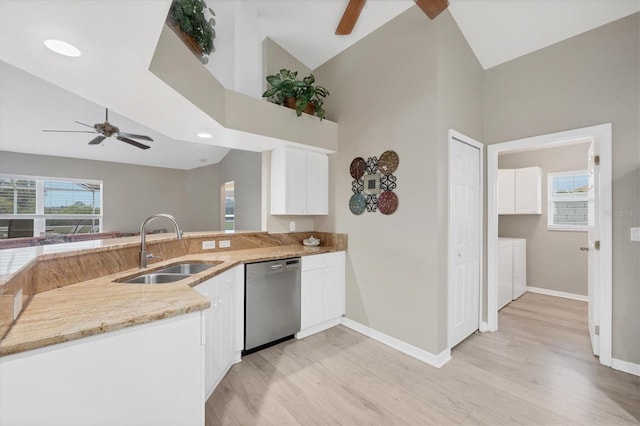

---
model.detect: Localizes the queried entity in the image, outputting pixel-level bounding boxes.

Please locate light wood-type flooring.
[206,292,640,425]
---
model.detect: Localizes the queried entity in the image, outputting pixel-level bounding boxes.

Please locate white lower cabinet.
[0,312,204,426]
[498,238,527,310]
[298,251,345,338]
[194,265,244,399]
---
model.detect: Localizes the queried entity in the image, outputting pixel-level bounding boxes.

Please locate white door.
[587,141,600,355]
[449,134,482,348]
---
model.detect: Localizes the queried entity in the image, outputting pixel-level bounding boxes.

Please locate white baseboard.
[526,286,588,302]
[611,358,640,376]
[341,317,451,368]
[296,317,342,340]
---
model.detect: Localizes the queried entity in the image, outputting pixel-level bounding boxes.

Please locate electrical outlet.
[631,227,640,242]
[202,240,216,250]
[13,289,22,320]
[219,240,231,248]
[289,221,296,232]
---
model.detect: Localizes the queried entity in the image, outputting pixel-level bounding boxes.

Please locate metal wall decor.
[349,150,399,215]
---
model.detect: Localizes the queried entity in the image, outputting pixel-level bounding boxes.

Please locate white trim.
[447,129,484,350]
[611,358,640,377]
[487,123,612,366]
[341,317,452,368]
[479,321,490,332]
[296,317,342,340]
[526,286,588,302]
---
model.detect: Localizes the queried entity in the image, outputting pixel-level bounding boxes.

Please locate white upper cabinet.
[271,147,329,215]
[498,167,541,215]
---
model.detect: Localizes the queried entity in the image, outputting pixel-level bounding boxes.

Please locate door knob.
[580,246,589,251]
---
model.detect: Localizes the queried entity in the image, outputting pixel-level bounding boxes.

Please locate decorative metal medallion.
[365,156,378,175]
[365,194,378,212]
[378,150,399,175]
[380,174,397,192]
[349,193,366,215]
[350,157,366,179]
[377,191,398,215]
[351,179,364,194]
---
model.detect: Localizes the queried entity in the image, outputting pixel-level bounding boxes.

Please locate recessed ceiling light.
[197,132,213,139]
[44,39,81,57]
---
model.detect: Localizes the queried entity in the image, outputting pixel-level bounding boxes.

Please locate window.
[223,181,235,232]
[0,175,102,239]
[547,171,589,231]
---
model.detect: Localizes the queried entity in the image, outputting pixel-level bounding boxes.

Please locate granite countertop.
[0,243,339,357]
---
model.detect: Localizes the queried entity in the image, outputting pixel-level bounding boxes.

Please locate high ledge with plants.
[262,69,330,120]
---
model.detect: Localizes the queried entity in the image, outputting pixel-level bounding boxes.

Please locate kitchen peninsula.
[0,231,346,426]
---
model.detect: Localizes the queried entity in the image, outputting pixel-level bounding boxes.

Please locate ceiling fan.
[42,108,153,150]
[336,0,449,35]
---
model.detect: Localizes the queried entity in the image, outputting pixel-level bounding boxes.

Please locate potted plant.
[166,0,216,64]
[262,69,330,120]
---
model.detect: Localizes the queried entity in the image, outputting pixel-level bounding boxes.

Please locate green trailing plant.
[262,69,330,120]
[168,0,216,58]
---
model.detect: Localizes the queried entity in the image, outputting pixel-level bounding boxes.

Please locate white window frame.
[547,170,589,232]
[0,173,103,237]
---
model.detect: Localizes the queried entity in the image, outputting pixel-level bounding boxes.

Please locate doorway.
[448,129,483,348]
[486,123,612,366]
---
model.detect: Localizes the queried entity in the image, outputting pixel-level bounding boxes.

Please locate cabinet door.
[515,167,541,214]
[194,280,217,394]
[301,269,324,329]
[323,264,345,320]
[497,242,513,310]
[306,152,328,215]
[512,240,527,300]
[217,286,235,376]
[497,169,515,215]
[271,147,307,215]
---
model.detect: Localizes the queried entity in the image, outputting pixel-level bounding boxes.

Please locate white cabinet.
[498,238,527,310]
[0,313,204,426]
[194,265,244,399]
[498,167,541,214]
[271,147,329,215]
[298,251,345,338]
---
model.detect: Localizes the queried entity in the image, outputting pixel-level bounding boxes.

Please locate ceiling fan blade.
[336,0,366,35]
[42,130,98,134]
[117,136,150,150]
[75,121,96,129]
[414,0,448,20]
[88,135,106,145]
[119,132,153,142]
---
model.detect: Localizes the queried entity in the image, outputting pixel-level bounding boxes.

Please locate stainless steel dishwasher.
[244,257,301,355]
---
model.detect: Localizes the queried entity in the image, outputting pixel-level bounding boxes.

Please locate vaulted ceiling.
[0,0,637,169]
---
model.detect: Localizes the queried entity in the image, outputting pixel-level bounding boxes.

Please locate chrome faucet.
[139,213,184,268]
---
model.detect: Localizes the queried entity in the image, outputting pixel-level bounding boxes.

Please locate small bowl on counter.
[302,236,321,246]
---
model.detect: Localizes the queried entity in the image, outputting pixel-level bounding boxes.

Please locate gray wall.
[498,144,590,296]
[0,151,221,233]
[262,37,312,94]
[485,13,640,364]
[219,149,262,231]
[314,7,483,355]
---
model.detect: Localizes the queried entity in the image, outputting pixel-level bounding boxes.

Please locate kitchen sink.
[117,262,222,284]
[121,273,192,284]
[155,262,221,275]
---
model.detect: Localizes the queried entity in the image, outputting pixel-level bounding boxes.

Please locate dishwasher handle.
[270,264,283,272]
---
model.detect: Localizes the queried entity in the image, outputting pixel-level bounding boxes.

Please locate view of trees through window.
[0,176,102,240]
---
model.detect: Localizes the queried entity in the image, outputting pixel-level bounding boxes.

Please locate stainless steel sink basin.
[117,262,222,284]
[121,273,192,284]
[155,262,221,275]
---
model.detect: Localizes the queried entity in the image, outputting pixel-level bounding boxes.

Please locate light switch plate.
[219,240,231,248]
[202,240,216,250]
[631,227,640,242]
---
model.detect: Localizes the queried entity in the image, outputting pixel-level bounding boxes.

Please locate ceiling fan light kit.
[42,108,153,150]
[336,0,449,35]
